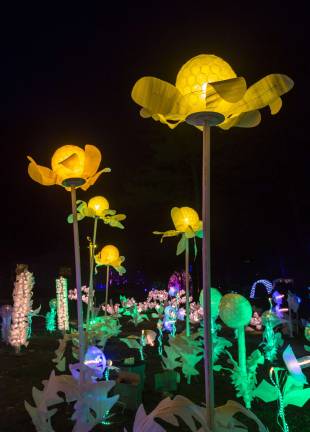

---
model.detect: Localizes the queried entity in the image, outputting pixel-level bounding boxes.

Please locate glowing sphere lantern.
[88,196,109,215]
[200,287,222,319]
[219,293,252,328]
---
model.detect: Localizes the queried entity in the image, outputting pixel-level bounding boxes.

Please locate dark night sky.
[0,3,309,300]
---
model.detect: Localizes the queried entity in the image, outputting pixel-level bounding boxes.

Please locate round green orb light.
[200,287,222,319]
[219,293,252,328]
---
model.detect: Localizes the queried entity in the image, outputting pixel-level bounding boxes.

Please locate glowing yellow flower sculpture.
[154,206,202,255]
[131,54,294,130]
[67,196,126,228]
[95,245,126,275]
[27,144,110,190]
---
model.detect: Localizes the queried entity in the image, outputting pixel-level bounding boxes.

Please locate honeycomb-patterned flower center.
[175,54,236,108]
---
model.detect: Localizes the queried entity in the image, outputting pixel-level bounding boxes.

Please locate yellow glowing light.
[131,53,293,130]
[171,207,201,233]
[88,196,110,215]
[27,144,110,190]
[96,245,120,266]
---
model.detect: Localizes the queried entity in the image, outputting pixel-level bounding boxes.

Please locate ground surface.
[0,316,310,431]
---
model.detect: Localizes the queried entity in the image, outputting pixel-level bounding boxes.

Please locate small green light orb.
[199,288,222,318]
[305,325,310,342]
[261,310,280,327]
[219,293,252,328]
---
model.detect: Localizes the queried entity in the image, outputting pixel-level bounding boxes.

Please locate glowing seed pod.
[219,293,252,328]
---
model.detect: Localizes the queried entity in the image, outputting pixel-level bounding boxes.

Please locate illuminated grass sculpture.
[27,144,110,365]
[132,52,293,429]
[45,299,57,333]
[154,206,202,337]
[56,277,69,332]
[9,265,34,353]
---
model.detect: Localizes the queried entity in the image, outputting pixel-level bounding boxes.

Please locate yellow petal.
[208,77,247,103]
[81,168,109,191]
[219,110,261,130]
[83,145,102,178]
[235,74,294,113]
[269,97,282,115]
[132,76,182,116]
[27,156,56,186]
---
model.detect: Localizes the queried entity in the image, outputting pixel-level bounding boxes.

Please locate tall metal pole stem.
[104,265,110,316]
[86,216,98,330]
[202,123,214,430]
[185,237,190,337]
[70,187,85,365]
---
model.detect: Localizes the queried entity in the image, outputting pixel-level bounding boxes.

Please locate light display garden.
[1,52,309,432]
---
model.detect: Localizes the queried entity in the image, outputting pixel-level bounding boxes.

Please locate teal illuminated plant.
[199,287,232,365]
[45,299,57,333]
[260,309,284,362]
[219,293,264,408]
[254,345,310,432]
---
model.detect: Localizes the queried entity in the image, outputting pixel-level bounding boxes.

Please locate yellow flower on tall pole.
[95,245,126,316]
[27,144,110,367]
[132,54,293,430]
[154,206,202,337]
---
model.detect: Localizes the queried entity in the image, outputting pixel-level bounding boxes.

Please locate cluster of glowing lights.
[9,270,34,350]
[68,286,89,304]
[56,277,69,331]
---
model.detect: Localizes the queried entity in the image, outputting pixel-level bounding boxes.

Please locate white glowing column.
[9,270,34,352]
[56,277,69,331]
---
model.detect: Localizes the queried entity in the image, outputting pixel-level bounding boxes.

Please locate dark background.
[0,3,309,306]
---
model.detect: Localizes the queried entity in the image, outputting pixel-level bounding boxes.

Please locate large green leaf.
[176,234,186,256]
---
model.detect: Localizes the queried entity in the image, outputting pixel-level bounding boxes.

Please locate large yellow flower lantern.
[27,144,110,365]
[132,54,293,429]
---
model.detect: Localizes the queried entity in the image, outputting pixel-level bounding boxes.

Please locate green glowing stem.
[139,347,144,360]
[185,237,190,337]
[238,326,250,408]
[202,123,214,429]
[272,369,289,432]
[158,330,163,356]
[105,369,109,381]
[104,265,110,316]
[172,323,176,338]
[70,187,85,367]
[86,216,98,331]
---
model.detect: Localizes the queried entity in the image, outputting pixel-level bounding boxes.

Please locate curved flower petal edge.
[27,144,111,190]
[131,53,294,130]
